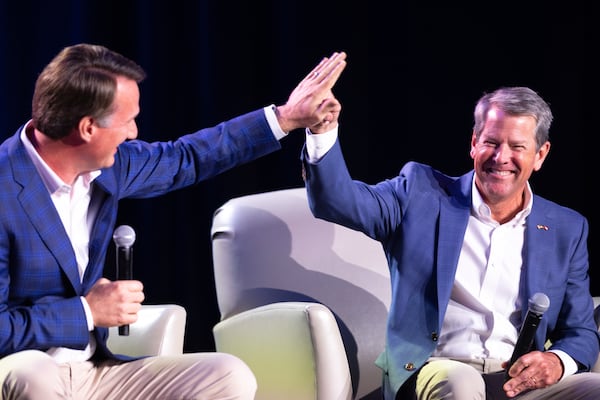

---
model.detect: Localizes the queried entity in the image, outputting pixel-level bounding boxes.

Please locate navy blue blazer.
[303,140,599,399]
[0,109,280,360]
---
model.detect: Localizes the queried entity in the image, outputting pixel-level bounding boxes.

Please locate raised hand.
[275,51,346,132]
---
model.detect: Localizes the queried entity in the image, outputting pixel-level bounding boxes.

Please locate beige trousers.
[0,350,256,400]
[398,357,600,400]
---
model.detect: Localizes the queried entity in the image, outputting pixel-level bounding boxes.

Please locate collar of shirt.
[20,120,101,193]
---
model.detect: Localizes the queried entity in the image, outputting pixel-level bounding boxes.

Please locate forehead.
[482,106,537,140]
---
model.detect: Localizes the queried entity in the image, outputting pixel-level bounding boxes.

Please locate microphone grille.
[529,292,550,314]
[113,225,136,247]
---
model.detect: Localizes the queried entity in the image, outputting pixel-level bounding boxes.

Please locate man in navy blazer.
[0,43,346,399]
[302,86,600,399]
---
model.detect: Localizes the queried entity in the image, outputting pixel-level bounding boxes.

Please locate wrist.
[274,105,293,133]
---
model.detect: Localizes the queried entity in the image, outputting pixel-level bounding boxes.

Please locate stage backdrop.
[0,1,594,352]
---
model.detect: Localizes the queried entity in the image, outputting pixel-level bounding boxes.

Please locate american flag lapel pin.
[536,224,549,231]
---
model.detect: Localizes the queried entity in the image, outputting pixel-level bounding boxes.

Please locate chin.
[483,184,512,200]
[102,158,116,169]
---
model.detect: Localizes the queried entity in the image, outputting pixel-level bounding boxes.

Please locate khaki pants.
[396,357,600,400]
[0,350,256,400]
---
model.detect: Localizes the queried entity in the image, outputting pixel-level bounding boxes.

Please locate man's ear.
[533,141,551,171]
[78,116,95,143]
[469,131,477,159]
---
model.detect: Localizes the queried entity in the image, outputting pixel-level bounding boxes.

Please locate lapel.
[83,179,117,287]
[436,171,473,321]
[8,134,82,292]
[521,200,555,312]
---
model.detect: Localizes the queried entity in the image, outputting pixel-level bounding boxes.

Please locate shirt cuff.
[80,296,95,331]
[547,349,577,380]
[305,126,338,163]
[264,105,287,140]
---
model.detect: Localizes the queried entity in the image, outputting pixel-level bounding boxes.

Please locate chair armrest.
[213,301,352,400]
[107,304,186,356]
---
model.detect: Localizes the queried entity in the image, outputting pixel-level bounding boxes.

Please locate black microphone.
[505,292,550,380]
[112,225,136,336]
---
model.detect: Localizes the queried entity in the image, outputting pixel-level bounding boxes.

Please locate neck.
[27,126,80,185]
[488,189,528,224]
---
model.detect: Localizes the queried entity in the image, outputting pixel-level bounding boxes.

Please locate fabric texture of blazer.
[0,109,280,361]
[302,140,600,399]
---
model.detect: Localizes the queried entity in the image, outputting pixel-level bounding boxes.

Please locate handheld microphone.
[505,292,550,380]
[112,225,136,336]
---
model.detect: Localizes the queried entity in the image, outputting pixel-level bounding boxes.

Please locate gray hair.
[473,87,553,150]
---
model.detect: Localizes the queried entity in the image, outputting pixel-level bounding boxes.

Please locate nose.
[127,122,138,140]
[493,144,510,163]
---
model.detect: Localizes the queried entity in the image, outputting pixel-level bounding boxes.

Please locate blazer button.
[404,362,416,371]
[431,332,439,341]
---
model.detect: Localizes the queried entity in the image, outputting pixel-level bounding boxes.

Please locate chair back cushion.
[211,188,390,399]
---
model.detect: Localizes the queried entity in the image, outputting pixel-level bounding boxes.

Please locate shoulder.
[533,195,586,220]
[531,194,588,236]
[399,161,467,190]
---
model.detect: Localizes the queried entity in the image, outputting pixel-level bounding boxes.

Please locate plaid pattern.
[0,109,279,360]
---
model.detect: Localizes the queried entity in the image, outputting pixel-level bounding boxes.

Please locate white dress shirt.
[432,178,528,360]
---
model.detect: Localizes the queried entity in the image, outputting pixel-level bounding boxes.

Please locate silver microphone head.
[529,292,550,315]
[113,225,136,248]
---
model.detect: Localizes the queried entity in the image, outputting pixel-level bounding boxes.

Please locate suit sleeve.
[302,139,406,242]
[113,109,281,199]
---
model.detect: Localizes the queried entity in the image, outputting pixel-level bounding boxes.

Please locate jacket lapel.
[9,134,82,292]
[436,171,473,323]
[521,201,555,309]
[83,179,117,288]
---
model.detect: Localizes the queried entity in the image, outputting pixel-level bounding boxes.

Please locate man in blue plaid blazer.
[0,43,345,399]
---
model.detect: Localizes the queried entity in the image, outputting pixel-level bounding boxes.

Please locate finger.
[519,372,540,390]
[318,100,341,117]
[302,56,331,82]
[529,376,537,388]
[315,52,347,84]
[121,279,144,293]
[321,61,347,89]
[305,52,347,83]
[509,357,531,377]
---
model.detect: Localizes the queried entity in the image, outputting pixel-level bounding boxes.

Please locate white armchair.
[107,303,187,356]
[211,188,390,400]
[210,187,600,400]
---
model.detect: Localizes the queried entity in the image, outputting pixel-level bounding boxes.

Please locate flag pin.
[536,224,549,231]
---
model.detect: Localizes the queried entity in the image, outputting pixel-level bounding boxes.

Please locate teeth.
[489,169,511,176]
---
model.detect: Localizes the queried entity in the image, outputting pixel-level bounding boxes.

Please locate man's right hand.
[85,277,145,327]
[275,51,346,133]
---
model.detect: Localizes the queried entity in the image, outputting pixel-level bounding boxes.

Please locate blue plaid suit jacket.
[303,139,600,399]
[0,109,280,360]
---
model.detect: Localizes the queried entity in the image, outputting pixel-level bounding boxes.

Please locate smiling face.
[470,105,550,216]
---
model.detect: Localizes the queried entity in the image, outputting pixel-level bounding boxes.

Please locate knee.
[1,351,61,398]
[417,359,485,399]
[563,372,600,397]
[214,353,257,399]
